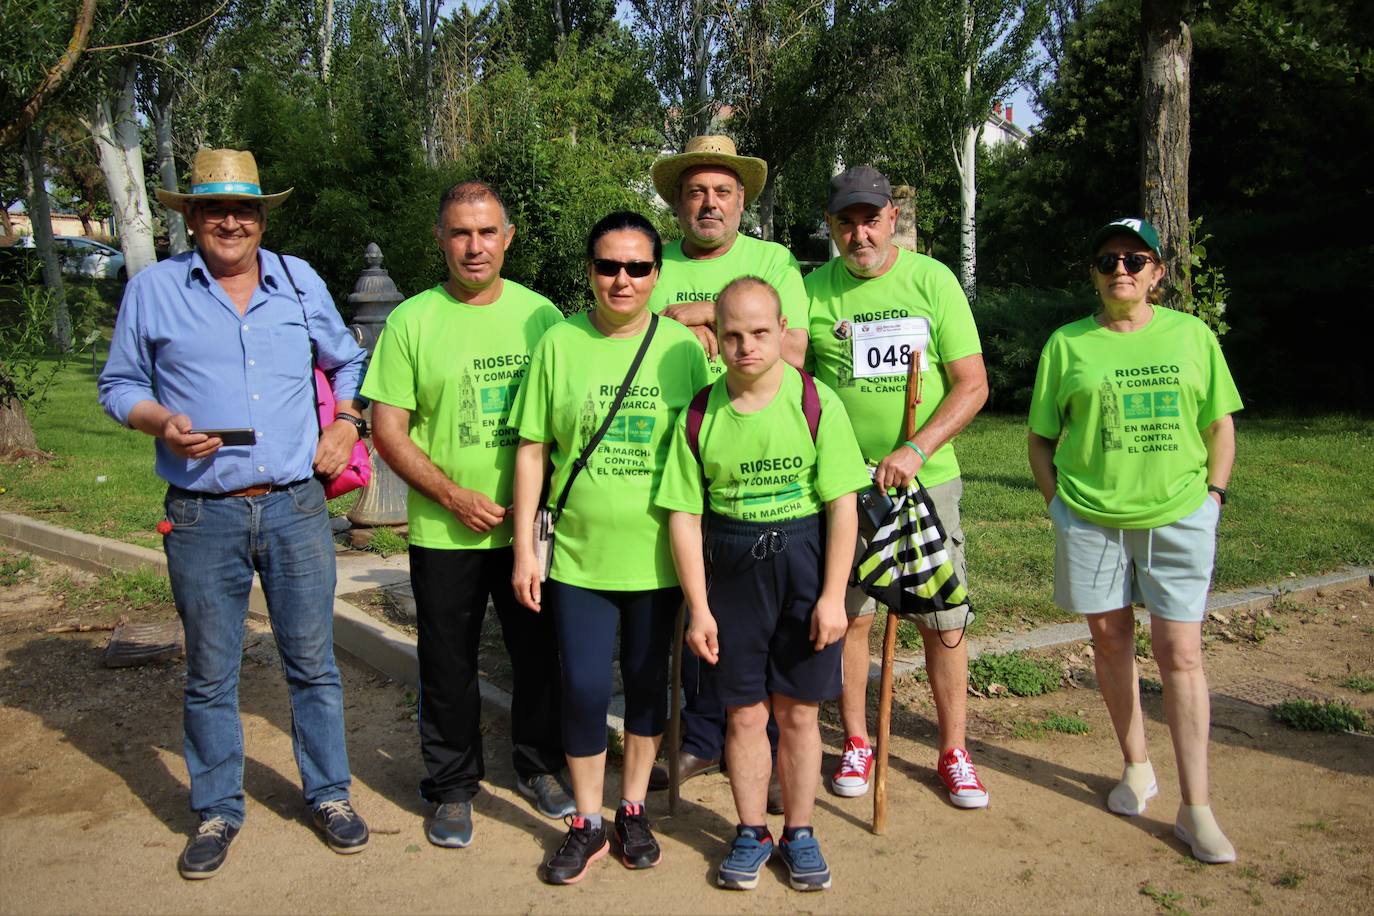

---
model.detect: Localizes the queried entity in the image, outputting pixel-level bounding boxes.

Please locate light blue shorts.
[1049,495,1220,623]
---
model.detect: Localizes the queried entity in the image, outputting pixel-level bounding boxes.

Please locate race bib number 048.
[851,317,930,379]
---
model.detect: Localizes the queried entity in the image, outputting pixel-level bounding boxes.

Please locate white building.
[982,100,1029,148]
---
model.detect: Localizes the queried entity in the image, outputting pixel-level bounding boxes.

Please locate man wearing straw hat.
[806,165,991,809]
[647,136,807,805]
[99,148,370,879]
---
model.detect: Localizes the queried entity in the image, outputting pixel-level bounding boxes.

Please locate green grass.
[1338,674,1374,694]
[968,650,1061,697]
[1012,713,1092,739]
[1134,621,1152,658]
[1139,882,1190,915]
[363,527,409,557]
[1272,698,1369,733]
[4,361,1371,634]
[0,552,33,586]
[46,566,175,616]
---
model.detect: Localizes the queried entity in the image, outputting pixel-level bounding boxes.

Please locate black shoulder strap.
[550,313,660,521]
[276,253,324,437]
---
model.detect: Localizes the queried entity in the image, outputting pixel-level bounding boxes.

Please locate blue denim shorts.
[1049,495,1220,622]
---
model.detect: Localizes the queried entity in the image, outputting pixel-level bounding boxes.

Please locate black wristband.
[335,413,367,437]
[1207,484,1227,505]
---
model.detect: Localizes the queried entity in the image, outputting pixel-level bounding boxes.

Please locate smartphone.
[858,485,895,529]
[190,428,256,446]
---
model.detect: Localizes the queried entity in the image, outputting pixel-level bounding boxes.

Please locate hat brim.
[1090,224,1161,260]
[827,190,892,214]
[155,187,293,216]
[651,152,767,208]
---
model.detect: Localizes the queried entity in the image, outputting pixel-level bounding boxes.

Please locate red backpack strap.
[686,384,713,464]
[798,369,822,443]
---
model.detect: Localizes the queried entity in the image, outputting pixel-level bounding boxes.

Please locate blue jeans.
[163,478,351,827]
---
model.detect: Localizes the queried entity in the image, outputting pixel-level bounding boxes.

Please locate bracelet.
[902,440,928,462]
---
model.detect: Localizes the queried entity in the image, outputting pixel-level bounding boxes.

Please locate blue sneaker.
[778,828,831,891]
[716,825,774,890]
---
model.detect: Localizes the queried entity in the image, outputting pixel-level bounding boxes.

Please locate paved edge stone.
[4,510,1369,717]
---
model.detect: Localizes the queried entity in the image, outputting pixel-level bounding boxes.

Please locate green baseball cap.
[1090,217,1162,259]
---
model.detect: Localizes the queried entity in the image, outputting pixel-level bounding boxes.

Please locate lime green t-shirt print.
[656,366,871,524]
[1027,308,1243,530]
[359,281,563,550]
[648,234,809,380]
[511,312,710,591]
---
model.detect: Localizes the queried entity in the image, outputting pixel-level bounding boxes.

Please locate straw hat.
[651,135,767,207]
[155,148,293,215]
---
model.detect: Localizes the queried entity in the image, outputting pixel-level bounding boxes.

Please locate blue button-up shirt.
[98,247,368,493]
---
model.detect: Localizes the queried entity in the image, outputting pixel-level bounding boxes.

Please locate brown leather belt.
[208,479,311,499]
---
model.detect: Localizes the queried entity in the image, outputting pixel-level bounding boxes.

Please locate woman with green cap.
[1027,217,1241,864]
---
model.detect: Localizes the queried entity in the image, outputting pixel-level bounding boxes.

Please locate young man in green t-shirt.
[361,181,569,850]
[807,166,992,808]
[646,135,807,800]
[659,278,869,892]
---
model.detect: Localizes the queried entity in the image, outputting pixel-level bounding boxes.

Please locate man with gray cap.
[806,165,991,808]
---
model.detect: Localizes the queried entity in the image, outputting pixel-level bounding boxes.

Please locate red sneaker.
[830,736,874,798]
[938,747,989,809]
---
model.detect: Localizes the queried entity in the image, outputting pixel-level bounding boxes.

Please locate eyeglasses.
[1094,253,1155,275]
[198,204,262,225]
[592,258,655,278]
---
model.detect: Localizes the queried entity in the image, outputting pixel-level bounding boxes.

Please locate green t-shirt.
[648,234,808,380]
[656,366,871,522]
[1027,307,1243,529]
[359,281,562,550]
[511,312,710,590]
[806,248,982,487]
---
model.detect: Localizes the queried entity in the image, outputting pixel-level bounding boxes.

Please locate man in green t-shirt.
[806,166,992,809]
[360,181,569,849]
[659,278,867,891]
[646,135,807,799]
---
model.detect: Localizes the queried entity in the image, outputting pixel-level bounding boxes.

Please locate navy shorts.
[700,513,844,707]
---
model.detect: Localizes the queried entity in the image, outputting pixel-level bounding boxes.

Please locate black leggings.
[547,580,679,757]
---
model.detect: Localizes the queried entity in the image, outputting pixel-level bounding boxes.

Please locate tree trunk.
[1140,0,1191,305]
[420,0,439,166]
[955,121,979,300]
[88,61,158,278]
[0,398,39,454]
[757,171,777,242]
[153,90,189,255]
[20,126,71,352]
[319,0,335,83]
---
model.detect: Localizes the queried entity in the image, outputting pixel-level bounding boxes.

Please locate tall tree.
[628,0,724,147]
[1139,0,1192,303]
[0,0,98,148]
[911,0,1046,298]
[19,126,71,350]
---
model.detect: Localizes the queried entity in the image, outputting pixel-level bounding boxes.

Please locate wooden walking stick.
[873,349,923,834]
[667,600,687,815]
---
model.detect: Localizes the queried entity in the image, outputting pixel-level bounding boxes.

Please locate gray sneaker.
[517,773,576,819]
[427,801,474,848]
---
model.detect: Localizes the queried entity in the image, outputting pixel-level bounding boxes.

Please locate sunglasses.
[1094,253,1155,275]
[592,258,655,278]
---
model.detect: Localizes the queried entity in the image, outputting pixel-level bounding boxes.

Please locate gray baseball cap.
[827,166,893,213]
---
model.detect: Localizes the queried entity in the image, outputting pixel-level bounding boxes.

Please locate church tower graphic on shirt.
[457,367,480,447]
[1099,376,1122,452]
[578,393,598,449]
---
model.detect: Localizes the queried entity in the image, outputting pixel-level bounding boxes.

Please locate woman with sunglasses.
[1027,218,1242,864]
[511,211,709,885]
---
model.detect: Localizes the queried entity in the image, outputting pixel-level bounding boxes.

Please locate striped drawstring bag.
[853,475,968,615]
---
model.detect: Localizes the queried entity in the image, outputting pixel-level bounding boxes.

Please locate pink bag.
[314,365,372,500]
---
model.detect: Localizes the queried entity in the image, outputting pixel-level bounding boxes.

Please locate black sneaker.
[311,799,369,854]
[614,802,661,869]
[539,815,609,885]
[178,816,239,880]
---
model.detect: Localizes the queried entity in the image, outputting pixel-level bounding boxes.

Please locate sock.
[782,825,812,843]
[1107,761,1157,816]
[1176,804,1236,864]
[577,811,603,830]
[619,799,643,815]
[739,823,771,841]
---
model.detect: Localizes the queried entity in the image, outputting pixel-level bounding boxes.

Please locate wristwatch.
[1207,484,1227,505]
[334,413,368,438]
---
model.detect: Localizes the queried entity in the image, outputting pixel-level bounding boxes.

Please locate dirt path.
[1,553,1371,914]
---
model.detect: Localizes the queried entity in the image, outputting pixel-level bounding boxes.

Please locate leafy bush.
[1271,699,1368,733]
[970,286,1097,411]
[968,650,1061,697]
[1338,674,1374,694]
[1012,713,1091,739]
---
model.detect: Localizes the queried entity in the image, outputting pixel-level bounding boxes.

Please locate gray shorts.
[845,477,973,633]
[1049,495,1219,623]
